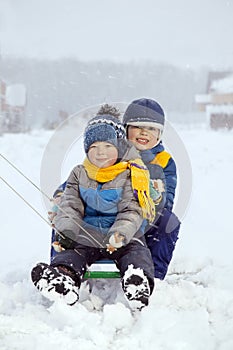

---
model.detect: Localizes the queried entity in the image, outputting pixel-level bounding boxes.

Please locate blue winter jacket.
[140,142,177,211]
[54,146,146,248]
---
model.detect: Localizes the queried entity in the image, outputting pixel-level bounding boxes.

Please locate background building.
[0,79,27,133]
[196,72,233,130]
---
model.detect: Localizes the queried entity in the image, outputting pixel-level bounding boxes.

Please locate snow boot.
[122,265,151,311]
[31,262,79,306]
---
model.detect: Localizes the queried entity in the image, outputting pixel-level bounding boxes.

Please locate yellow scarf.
[83,158,155,222]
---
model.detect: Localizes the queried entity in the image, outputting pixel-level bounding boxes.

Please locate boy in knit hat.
[31,113,155,311]
[123,98,181,281]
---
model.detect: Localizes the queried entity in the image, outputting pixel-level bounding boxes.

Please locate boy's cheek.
[127,128,137,140]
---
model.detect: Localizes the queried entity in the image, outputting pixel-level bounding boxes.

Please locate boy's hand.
[106,244,117,254]
[112,232,125,245]
[151,179,165,193]
[51,241,64,252]
[48,197,61,224]
[57,230,77,250]
[48,210,57,224]
[106,232,125,253]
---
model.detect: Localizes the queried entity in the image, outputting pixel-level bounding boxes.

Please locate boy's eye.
[129,125,157,132]
[139,126,157,132]
[130,125,140,129]
[147,127,157,131]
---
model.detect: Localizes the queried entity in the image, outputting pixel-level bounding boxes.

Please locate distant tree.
[1,56,207,129]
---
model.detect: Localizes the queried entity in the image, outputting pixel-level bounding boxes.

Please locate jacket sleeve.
[107,175,144,245]
[54,166,84,241]
[52,181,66,199]
[164,158,177,210]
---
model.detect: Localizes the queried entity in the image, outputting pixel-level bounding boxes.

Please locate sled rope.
[0,153,51,201]
[0,175,52,226]
[0,153,103,248]
[1,175,120,278]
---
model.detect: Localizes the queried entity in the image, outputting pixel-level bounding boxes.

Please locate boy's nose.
[96,146,104,155]
[140,127,148,134]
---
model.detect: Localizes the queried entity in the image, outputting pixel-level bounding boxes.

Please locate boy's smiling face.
[127,125,160,150]
[88,141,118,168]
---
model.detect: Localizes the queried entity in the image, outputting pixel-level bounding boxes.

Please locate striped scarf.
[83,158,155,222]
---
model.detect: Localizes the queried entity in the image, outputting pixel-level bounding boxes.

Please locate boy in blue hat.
[122,98,181,281]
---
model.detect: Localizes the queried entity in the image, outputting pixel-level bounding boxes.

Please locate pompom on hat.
[122,98,165,131]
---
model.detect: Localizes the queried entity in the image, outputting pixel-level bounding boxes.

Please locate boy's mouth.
[96,158,108,162]
[136,138,149,145]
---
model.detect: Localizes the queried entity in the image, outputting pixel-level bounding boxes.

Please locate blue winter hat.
[122,98,165,131]
[84,115,127,156]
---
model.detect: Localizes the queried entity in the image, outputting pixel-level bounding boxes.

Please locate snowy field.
[1,123,233,350]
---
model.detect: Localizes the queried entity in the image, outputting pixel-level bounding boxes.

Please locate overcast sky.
[0,0,233,69]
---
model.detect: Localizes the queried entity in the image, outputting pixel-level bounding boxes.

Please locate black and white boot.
[31,262,79,306]
[122,265,151,311]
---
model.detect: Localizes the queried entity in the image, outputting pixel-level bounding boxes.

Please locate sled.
[83,259,121,279]
[51,229,121,279]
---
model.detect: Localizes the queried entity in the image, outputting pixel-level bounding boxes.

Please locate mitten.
[152,179,165,193]
[48,196,61,224]
[51,241,64,253]
[106,232,125,254]
[57,230,77,250]
[149,181,161,202]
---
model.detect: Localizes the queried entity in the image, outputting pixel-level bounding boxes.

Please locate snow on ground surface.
[0,123,233,350]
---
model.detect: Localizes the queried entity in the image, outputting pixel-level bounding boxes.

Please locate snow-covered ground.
[1,123,233,350]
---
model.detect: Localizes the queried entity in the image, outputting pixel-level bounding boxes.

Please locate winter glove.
[48,196,62,224]
[149,181,161,202]
[152,179,165,193]
[56,230,77,250]
[51,240,64,253]
[106,232,125,254]
[150,179,165,205]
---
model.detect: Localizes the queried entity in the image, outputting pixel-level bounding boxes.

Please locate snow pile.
[0,124,233,350]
